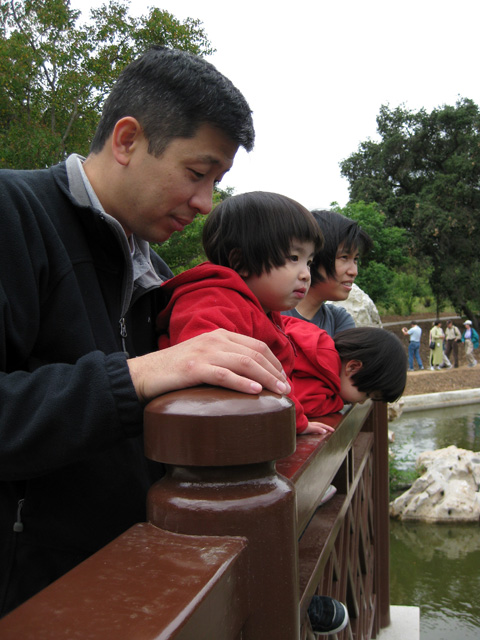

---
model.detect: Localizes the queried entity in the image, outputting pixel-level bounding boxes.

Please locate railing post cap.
[144,386,296,466]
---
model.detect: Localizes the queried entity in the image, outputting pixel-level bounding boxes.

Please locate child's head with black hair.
[202,192,324,313]
[334,327,407,404]
[203,191,323,276]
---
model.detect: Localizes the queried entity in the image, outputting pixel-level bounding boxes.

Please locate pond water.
[389,404,480,639]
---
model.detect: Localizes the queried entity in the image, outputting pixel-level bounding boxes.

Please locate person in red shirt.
[157,191,406,435]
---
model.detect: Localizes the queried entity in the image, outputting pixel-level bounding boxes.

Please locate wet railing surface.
[0,388,390,639]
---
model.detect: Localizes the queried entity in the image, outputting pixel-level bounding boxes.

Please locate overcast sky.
[74,0,480,209]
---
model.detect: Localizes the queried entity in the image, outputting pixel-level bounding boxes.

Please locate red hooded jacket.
[157,263,343,432]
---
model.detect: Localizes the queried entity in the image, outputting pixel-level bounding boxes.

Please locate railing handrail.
[0,389,390,639]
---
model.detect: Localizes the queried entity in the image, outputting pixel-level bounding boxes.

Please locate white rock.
[329,283,382,328]
[390,445,480,522]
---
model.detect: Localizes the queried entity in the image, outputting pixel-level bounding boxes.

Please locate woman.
[282,209,373,337]
[429,320,445,370]
[461,320,479,367]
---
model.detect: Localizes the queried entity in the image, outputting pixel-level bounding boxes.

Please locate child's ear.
[228,249,245,274]
[344,359,363,377]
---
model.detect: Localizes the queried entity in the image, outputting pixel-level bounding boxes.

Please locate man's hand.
[128,329,291,403]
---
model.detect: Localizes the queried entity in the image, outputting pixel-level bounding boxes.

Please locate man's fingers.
[128,329,291,402]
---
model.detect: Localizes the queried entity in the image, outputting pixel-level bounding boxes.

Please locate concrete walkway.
[402,387,480,412]
[378,606,420,639]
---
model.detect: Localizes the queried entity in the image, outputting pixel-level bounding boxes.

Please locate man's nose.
[189,185,214,216]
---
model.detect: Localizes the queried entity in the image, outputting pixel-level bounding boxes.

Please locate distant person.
[282,209,373,337]
[461,320,479,367]
[444,320,461,368]
[402,320,424,371]
[429,320,445,370]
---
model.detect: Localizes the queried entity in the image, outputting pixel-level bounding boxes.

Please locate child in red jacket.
[157,191,406,434]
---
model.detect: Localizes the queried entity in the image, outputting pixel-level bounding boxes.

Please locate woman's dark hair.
[334,327,407,402]
[91,46,255,156]
[203,191,323,277]
[310,210,373,285]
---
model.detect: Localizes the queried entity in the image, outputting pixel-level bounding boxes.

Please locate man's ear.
[111,117,143,166]
[344,359,363,377]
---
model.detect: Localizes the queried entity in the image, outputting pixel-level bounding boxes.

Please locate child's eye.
[307,259,313,268]
[289,255,299,262]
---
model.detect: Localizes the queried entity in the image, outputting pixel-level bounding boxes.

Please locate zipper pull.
[119,317,130,357]
[13,499,24,533]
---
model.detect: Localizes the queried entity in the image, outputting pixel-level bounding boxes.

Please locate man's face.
[114,123,238,243]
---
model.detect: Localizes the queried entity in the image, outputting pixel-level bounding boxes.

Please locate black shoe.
[308,595,349,635]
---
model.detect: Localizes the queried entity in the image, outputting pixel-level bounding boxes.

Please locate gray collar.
[65,154,164,312]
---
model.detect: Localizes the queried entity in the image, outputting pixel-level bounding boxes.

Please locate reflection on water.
[389,404,480,639]
[390,403,480,470]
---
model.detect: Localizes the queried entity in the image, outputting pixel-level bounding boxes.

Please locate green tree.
[0,0,213,168]
[333,201,411,310]
[340,99,480,324]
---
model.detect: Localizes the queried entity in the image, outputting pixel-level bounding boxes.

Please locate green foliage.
[340,99,480,326]
[0,0,214,168]
[389,451,420,501]
[388,270,430,316]
[332,201,412,309]
[152,215,207,275]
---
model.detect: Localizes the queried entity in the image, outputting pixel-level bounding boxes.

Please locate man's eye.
[189,169,204,179]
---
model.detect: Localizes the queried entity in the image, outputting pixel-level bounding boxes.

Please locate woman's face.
[311,245,359,302]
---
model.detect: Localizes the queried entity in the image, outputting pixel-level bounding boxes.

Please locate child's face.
[339,360,382,404]
[243,240,315,314]
[312,244,359,302]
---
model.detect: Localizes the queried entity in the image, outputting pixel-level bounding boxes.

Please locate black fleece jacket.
[0,162,172,615]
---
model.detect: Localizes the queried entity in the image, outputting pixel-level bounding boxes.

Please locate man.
[444,319,461,368]
[402,320,424,371]
[0,46,290,616]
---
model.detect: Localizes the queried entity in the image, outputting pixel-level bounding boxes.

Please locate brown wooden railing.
[0,388,390,639]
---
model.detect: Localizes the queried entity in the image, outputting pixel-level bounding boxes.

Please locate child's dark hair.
[334,327,407,402]
[310,210,373,285]
[203,191,324,277]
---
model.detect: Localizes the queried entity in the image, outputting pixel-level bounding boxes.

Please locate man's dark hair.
[334,327,407,403]
[203,191,324,277]
[310,210,373,285]
[90,46,255,156]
